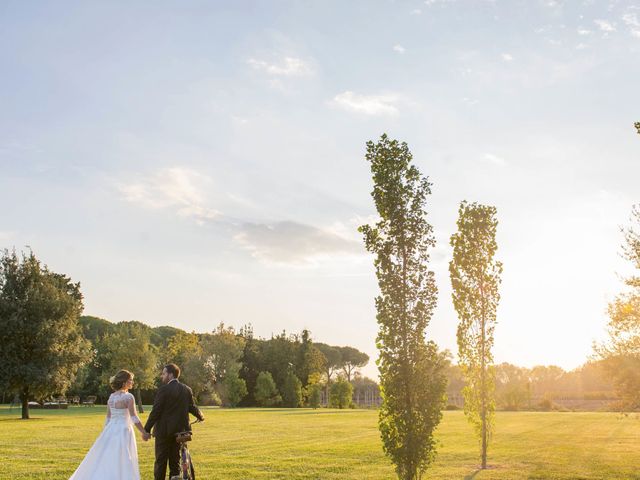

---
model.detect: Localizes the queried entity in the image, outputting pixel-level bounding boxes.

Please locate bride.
[69,370,149,480]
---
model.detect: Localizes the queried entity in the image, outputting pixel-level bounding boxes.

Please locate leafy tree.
[329,376,354,409]
[79,315,115,341]
[254,371,281,407]
[494,363,530,411]
[306,382,323,409]
[315,343,344,406]
[150,325,184,350]
[296,329,326,387]
[339,346,369,382]
[449,201,503,469]
[0,250,91,419]
[282,371,303,408]
[203,323,246,381]
[261,331,298,390]
[594,205,640,410]
[219,373,247,407]
[100,321,158,412]
[635,122,640,135]
[238,324,263,406]
[359,135,447,480]
[529,365,564,398]
[164,331,201,367]
[160,330,212,402]
[201,323,246,405]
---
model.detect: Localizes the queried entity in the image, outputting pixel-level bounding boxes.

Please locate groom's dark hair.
[164,363,181,379]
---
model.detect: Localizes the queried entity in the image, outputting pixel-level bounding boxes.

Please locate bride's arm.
[105,401,111,427]
[128,394,146,435]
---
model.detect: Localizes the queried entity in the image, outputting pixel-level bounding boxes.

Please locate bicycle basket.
[175,431,192,443]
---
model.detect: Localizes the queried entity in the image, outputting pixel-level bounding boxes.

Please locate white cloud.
[233,221,363,265]
[622,12,640,37]
[247,56,314,76]
[501,53,514,62]
[482,153,507,166]
[329,91,401,116]
[424,0,454,5]
[411,8,422,15]
[577,28,592,36]
[461,97,479,106]
[594,19,616,32]
[393,44,406,54]
[576,42,588,50]
[622,13,640,28]
[119,167,220,225]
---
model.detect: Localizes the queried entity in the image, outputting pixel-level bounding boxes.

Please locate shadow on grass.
[465,465,500,479]
[0,417,46,422]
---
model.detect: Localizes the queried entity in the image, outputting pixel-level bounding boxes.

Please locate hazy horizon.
[2,1,639,379]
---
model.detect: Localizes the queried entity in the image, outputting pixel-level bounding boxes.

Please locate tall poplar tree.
[359,134,447,480]
[449,201,503,469]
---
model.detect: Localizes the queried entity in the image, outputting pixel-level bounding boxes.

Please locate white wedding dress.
[69,391,141,480]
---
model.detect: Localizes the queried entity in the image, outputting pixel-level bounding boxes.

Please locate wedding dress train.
[69,391,141,480]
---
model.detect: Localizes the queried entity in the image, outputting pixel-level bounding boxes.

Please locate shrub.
[255,371,281,407]
[220,374,247,407]
[306,382,322,409]
[330,377,353,409]
[282,372,302,408]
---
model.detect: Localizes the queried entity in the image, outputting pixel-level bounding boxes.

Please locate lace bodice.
[106,391,141,425]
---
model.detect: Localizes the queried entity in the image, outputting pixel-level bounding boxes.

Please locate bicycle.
[172,419,201,480]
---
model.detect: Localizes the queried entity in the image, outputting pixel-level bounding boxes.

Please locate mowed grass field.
[1,406,640,480]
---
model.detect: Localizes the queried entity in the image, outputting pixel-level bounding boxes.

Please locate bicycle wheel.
[181,445,192,480]
[189,454,195,480]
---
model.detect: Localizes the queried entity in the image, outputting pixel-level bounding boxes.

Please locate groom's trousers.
[154,435,180,480]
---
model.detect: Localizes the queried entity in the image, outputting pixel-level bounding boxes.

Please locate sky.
[1,0,639,379]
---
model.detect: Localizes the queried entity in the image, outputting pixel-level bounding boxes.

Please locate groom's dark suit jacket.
[144,379,204,438]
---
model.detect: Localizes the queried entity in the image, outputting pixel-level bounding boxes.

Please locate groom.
[144,363,205,480]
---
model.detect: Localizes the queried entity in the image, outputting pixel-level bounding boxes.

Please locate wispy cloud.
[424,0,455,5]
[594,19,616,32]
[622,12,640,38]
[482,153,507,166]
[119,167,220,225]
[233,221,363,265]
[577,28,592,36]
[247,56,314,76]
[411,8,422,15]
[622,12,640,28]
[501,53,514,62]
[329,91,401,116]
[393,44,406,54]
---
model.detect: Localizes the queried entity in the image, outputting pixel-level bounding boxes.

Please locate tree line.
[445,359,615,411]
[0,251,370,419]
[74,317,370,411]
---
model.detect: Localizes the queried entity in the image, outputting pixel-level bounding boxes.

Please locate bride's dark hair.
[110,370,134,391]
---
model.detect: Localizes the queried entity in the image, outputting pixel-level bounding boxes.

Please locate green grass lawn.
[1,406,639,479]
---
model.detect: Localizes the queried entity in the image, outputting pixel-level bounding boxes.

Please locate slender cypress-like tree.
[359,134,447,480]
[449,201,503,469]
